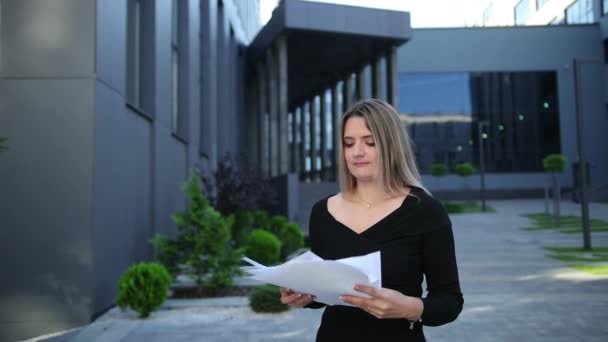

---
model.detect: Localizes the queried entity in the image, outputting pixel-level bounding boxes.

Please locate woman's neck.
[353,181,391,205]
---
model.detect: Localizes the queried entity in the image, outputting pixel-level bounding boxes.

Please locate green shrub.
[246,229,281,265]
[116,262,172,318]
[150,234,181,277]
[279,223,305,259]
[455,163,476,177]
[266,216,304,259]
[431,163,449,177]
[443,202,465,213]
[0,137,7,153]
[249,285,289,313]
[166,172,243,294]
[230,210,273,249]
[542,154,567,173]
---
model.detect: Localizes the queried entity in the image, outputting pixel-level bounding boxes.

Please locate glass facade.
[515,0,531,25]
[536,0,551,10]
[566,0,594,24]
[399,72,561,174]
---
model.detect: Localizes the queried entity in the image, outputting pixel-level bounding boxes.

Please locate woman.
[280,99,463,341]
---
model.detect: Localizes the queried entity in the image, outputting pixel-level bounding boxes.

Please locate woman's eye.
[366,142,375,146]
[343,143,354,148]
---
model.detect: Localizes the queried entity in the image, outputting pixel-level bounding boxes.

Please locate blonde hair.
[338,98,428,195]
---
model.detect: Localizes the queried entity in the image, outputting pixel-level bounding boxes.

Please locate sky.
[260,0,488,28]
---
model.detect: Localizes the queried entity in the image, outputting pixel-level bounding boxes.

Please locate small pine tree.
[542,154,567,226]
[173,173,243,294]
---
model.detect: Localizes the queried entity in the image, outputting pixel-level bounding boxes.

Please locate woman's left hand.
[340,284,423,320]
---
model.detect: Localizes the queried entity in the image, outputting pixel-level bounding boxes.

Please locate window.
[171,0,188,140]
[566,0,594,24]
[604,0,608,15]
[514,0,530,26]
[399,72,561,173]
[483,3,494,26]
[127,0,143,108]
[536,0,551,10]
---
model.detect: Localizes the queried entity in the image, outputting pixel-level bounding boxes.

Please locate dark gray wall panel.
[150,0,187,238]
[0,0,95,76]
[0,79,95,341]
[92,80,152,314]
[96,0,127,94]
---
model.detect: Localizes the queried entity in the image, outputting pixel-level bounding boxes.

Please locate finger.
[353,284,380,298]
[280,292,303,304]
[280,287,294,295]
[340,295,373,308]
[292,294,314,307]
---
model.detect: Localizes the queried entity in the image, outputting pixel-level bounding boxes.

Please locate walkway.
[53,199,608,342]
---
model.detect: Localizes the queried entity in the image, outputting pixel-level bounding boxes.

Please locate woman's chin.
[354,175,375,183]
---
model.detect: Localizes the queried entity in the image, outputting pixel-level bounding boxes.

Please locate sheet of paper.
[241,251,381,306]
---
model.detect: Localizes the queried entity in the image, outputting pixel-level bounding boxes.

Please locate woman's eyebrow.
[343,135,373,139]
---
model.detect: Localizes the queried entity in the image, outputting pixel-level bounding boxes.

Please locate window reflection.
[399,71,561,173]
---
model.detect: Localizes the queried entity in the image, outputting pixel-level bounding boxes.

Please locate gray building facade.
[0,0,260,340]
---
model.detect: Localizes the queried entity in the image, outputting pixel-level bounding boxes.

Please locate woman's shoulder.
[408,186,451,227]
[310,194,336,216]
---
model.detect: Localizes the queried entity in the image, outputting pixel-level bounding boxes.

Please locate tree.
[543,154,567,226]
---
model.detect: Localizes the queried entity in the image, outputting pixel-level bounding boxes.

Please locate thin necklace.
[358,197,372,208]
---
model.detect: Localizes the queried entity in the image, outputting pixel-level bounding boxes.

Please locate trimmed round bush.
[116,262,172,318]
[279,223,305,259]
[431,163,449,177]
[542,153,567,173]
[246,229,281,265]
[249,285,289,313]
[455,163,476,177]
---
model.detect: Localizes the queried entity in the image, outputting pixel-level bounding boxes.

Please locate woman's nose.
[353,142,365,155]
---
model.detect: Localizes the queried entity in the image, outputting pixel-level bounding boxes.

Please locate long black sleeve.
[420,222,463,326]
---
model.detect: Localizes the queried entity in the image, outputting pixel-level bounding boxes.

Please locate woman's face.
[343,116,378,182]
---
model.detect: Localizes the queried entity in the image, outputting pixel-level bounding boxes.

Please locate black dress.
[305,187,463,342]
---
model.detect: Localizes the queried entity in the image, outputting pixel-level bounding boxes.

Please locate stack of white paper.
[241,251,381,306]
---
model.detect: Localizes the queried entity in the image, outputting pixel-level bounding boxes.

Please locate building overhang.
[248,0,412,105]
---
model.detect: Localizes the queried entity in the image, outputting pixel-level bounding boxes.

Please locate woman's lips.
[353,162,370,167]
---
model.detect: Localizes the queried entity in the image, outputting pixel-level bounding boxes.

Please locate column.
[300,101,308,181]
[310,95,318,182]
[356,65,366,101]
[248,78,259,165]
[276,35,289,175]
[320,90,328,181]
[371,56,382,99]
[266,49,278,177]
[291,106,300,173]
[386,46,399,110]
[343,73,353,111]
[256,62,268,176]
[332,82,341,181]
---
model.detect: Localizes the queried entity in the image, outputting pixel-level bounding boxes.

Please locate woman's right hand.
[280,287,315,307]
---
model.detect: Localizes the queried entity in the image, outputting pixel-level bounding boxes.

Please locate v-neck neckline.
[324,188,416,236]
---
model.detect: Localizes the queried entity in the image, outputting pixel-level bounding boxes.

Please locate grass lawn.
[443,201,496,214]
[543,246,608,276]
[521,213,608,234]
